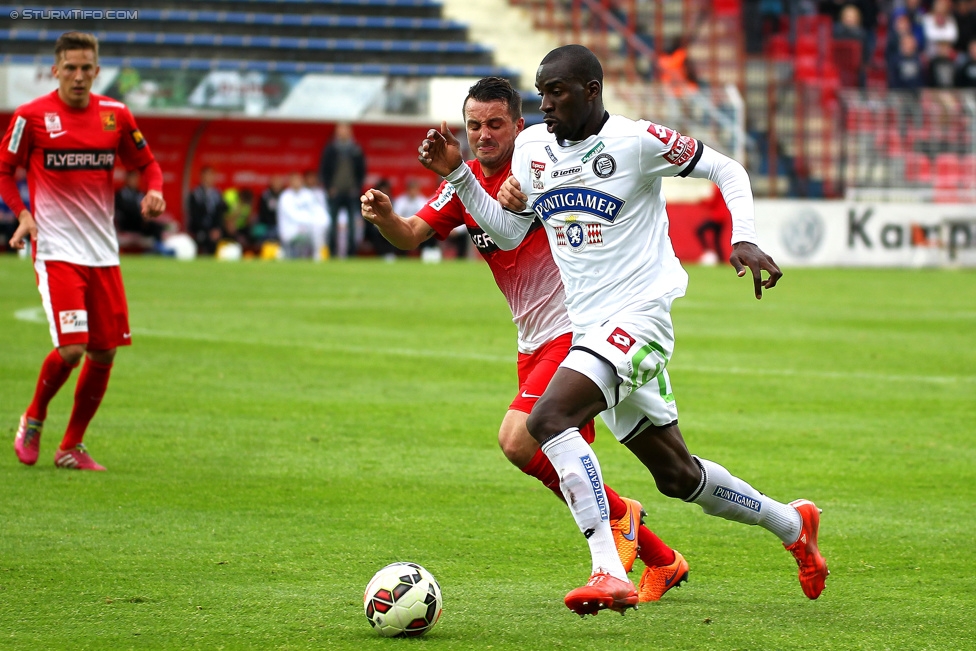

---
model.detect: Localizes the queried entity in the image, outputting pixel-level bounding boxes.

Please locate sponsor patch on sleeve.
[647,123,674,145]
[130,129,147,150]
[663,134,697,167]
[429,183,455,211]
[7,116,27,154]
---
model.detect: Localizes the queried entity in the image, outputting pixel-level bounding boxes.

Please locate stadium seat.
[903,152,933,184]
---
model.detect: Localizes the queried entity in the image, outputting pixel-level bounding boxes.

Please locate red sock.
[604,484,626,521]
[26,349,78,422]
[61,358,113,450]
[520,448,564,502]
[637,526,676,568]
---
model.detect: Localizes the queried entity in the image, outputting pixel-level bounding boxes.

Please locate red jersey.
[0,91,158,266]
[417,159,571,354]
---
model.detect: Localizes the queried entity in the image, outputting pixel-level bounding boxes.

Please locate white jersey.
[508,115,700,329]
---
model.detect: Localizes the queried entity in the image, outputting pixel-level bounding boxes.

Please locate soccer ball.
[363,562,442,637]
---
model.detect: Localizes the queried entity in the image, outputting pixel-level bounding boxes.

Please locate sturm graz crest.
[592,153,616,178]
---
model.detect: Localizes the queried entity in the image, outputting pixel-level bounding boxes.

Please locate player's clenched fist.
[498,176,527,212]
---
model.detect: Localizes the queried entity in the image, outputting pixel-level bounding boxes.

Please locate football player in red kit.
[1,32,166,470]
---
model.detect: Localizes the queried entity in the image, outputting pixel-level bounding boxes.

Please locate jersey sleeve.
[637,120,703,179]
[414,177,466,240]
[115,106,155,170]
[0,107,33,168]
[0,108,32,214]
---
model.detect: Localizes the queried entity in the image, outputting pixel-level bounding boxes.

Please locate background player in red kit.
[361,77,688,601]
[1,32,165,471]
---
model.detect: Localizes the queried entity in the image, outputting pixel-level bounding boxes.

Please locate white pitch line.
[13,307,975,385]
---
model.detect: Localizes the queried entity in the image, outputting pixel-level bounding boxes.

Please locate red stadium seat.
[934,153,962,185]
[831,39,863,88]
[903,152,932,184]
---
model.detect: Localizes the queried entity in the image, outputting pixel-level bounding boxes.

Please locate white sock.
[541,428,627,580]
[687,456,802,544]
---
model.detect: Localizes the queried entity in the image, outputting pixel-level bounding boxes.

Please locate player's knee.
[57,344,86,366]
[654,460,702,500]
[87,348,117,365]
[525,405,573,444]
[497,419,537,468]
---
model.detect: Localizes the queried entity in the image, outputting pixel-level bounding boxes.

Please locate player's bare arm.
[418,121,464,177]
[498,176,527,212]
[9,210,36,249]
[361,188,434,249]
[729,241,783,300]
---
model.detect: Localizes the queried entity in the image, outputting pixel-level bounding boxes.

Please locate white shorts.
[560,302,678,443]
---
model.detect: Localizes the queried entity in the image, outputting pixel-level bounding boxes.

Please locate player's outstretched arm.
[8,209,36,250]
[730,241,782,300]
[361,188,434,250]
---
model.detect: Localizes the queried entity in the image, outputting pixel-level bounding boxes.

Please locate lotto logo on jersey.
[664,135,698,167]
[607,327,635,353]
[44,150,115,170]
[59,310,88,334]
[647,123,674,145]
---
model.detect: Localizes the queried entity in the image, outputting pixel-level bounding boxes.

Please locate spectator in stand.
[957,1,976,54]
[891,0,928,58]
[115,169,166,252]
[187,166,226,256]
[304,169,327,213]
[222,186,255,252]
[833,4,868,85]
[319,122,366,258]
[922,0,958,57]
[887,12,916,60]
[927,40,959,87]
[254,174,284,244]
[833,4,866,40]
[889,32,926,90]
[277,171,329,261]
[956,39,976,87]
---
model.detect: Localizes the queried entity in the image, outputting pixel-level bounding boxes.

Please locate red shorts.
[34,259,131,350]
[510,332,596,444]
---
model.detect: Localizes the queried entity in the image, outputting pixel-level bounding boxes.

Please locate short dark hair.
[463,77,522,122]
[540,44,603,85]
[54,32,99,63]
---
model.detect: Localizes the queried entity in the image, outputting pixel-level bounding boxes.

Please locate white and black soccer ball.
[363,562,442,638]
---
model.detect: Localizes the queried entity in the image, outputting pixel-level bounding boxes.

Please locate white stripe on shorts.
[33,259,60,347]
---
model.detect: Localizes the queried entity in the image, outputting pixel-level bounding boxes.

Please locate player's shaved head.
[539,45,603,86]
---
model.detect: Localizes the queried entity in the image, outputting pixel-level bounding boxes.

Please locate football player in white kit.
[418,45,828,616]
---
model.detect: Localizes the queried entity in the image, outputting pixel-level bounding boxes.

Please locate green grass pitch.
[1,255,974,650]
